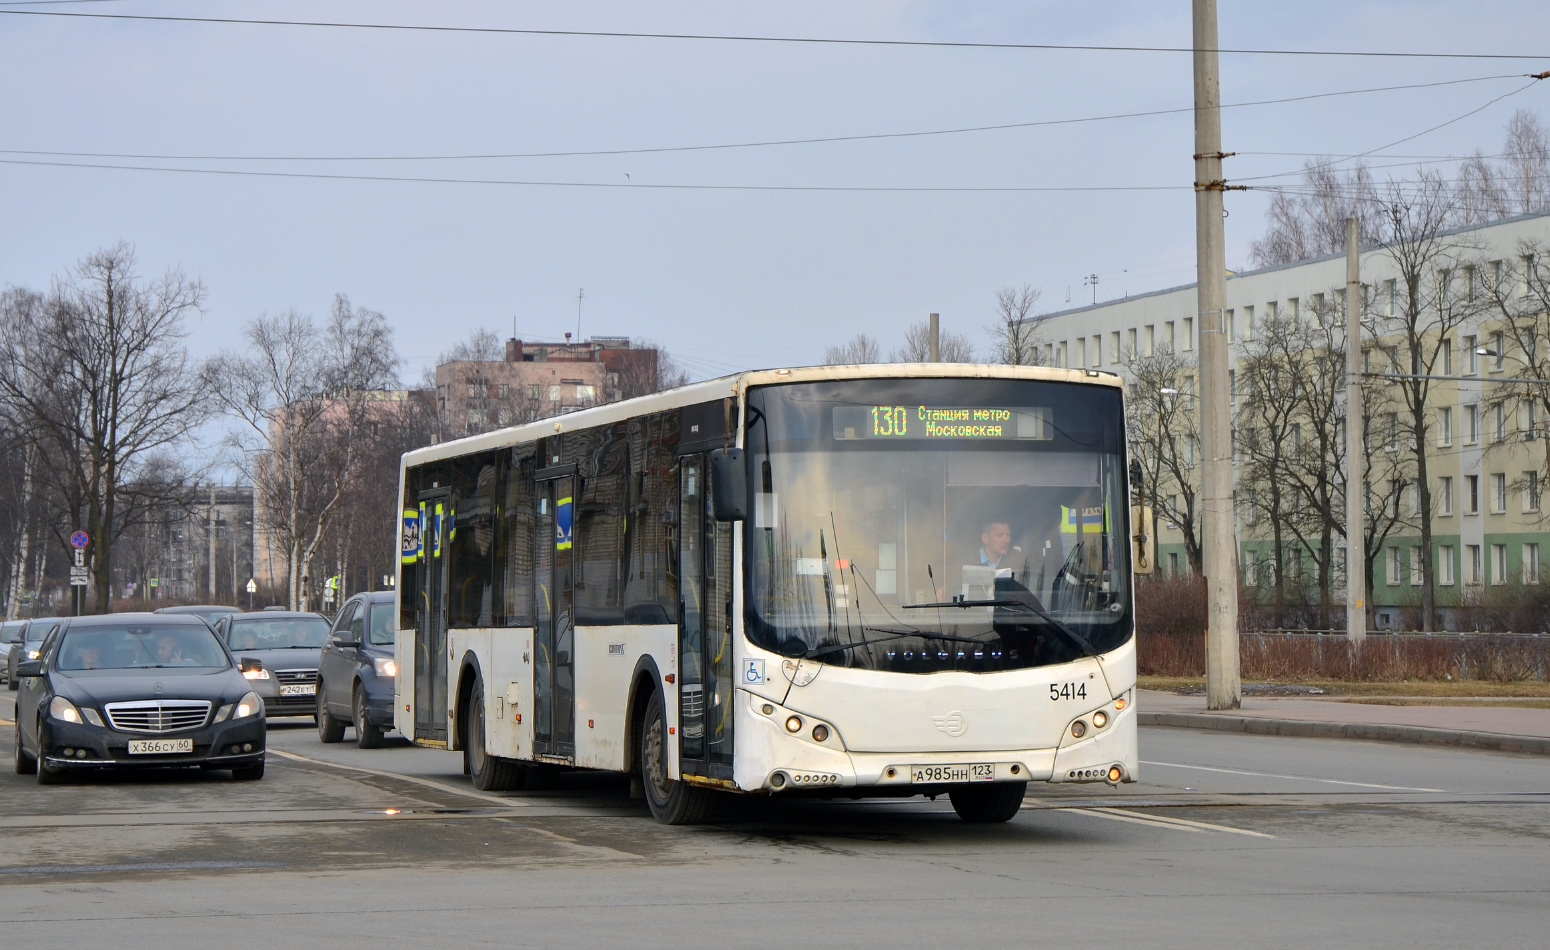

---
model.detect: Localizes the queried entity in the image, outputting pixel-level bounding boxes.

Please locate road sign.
[246,578,258,594]
[73,549,85,567]
[70,530,89,549]
[149,577,159,588]
[69,567,89,587]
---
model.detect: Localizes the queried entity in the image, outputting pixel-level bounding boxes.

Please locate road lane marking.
[267,748,530,808]
[1141,759,1444,792]
[1086,806,1277,838]
[1057,806,1275,838]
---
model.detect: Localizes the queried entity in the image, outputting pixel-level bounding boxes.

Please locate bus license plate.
[279,684,315,696]
[911,763,995,784]
[128,738,194,755]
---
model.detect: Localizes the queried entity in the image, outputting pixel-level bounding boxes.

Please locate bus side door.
[534,469,576,759]
[415,489,451,742]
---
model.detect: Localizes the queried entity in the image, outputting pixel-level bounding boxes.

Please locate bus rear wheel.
[466,680,525,791]
[640,689,714,825]
[949,781,1027,823]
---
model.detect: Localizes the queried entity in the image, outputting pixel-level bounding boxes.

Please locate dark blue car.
[315,591,398,748]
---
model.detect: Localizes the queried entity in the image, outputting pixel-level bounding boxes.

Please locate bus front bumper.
[733,690,1138,793]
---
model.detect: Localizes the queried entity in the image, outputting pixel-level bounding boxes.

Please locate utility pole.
[1345,217,1366,644]
[928,313,940,362]
[1193,0,1240,710]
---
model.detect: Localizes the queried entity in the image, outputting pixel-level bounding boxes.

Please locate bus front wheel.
[949,781,1027,823]
[640,689,715,825]
[466,679,526,791]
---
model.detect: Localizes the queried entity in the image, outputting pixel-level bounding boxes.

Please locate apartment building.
[1029,211,1550,627]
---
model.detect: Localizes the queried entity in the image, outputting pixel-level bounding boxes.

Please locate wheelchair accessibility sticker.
[742,658,766,685]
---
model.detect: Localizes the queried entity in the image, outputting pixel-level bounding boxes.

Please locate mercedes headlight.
[234,691,264,720]
[48,696,82,723]
[373,657,397,678]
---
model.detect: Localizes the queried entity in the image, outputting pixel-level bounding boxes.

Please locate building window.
[1492,331,1506,371]
[576,384,596,404]
[1439,476,1454,515]
[1127,328,1137,358]
[1440,338,1453,375]
[1164,321,1175,352]
[1465,334,1479,374]
[1091,336,1102,367]
[1385,279,1398,317]
[497,383,510,399]
[1525,544,1541,584]
[1494,403,1507,443]
[1241,305,1254,340]
[1385,547,1401,586]
[1465,403,1479,444]
[1526,471,1541,512]
[1110,331,1121,362]
[1466,474,1480,514]
[527,383,540,399]
[1287,297,1299,323]
[1524,399,1539,441]
[1168,552,1180,576]
[1143,326,1154,357]
[1493,473,1507,513]
[1384,413,1399,451]
[1437,406,1453,446]
[548,384,561,402]
[1467,544,1482,584]
[1492,544,1508,585]
[1439,546,1456,586]
[1409,547,1424,587]
[1244,554,1258,587]
[1075,338,1086,367]
[1183,317,1194,351]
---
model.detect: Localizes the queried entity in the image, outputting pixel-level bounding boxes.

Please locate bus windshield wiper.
[902,597,1097,657]
[804,629,986,661]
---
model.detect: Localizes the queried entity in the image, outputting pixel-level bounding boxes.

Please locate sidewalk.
[1139,689,1550,755]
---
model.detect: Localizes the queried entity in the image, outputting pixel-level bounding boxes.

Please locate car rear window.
[56,624,230,671]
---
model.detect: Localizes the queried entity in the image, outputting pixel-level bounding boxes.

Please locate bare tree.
[986,285,1046,365]
[1126,346,1202,573]
[824,333,883,365]
[0,243,208,613]
[1370,172,1487,630]
[1503,108,1550,216]
[890,319,976,362]
[205,295,400,609]
[1250,161,1384,268]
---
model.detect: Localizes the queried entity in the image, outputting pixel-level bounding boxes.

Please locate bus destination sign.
[833,405,1052,441]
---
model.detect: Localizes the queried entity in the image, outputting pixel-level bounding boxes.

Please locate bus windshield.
[744,377,1132,674]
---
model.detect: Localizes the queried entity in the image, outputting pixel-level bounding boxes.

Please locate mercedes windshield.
[744,377,1132,674]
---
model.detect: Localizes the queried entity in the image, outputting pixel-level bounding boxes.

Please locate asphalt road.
[2,692,1547,949]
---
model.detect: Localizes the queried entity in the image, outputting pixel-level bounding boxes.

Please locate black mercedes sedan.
[12,613,267,784]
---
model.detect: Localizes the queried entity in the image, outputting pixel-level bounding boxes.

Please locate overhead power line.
[0,157,1191,192]
[0,74,1526,165]
[3,9,1550,61]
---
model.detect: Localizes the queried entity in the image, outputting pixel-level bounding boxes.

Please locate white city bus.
[395,364,1148,824]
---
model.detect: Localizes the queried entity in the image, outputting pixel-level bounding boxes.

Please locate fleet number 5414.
[1050,682,1087,701]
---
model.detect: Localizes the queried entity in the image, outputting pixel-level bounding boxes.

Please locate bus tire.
[948,781,1027,823]
[639,688,715,825]
[466,680,525,791]
[316,682,346,743]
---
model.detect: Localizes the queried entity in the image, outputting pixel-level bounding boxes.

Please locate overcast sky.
[3,0,1548,384]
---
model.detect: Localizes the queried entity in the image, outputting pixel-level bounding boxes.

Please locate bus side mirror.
[710,448,747,521]
[1131,506,1155,575]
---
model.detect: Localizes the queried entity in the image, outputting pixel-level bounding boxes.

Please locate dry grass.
[1138,675,1550,698]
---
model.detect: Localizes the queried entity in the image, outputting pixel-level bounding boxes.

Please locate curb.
[1139,711,1550,756]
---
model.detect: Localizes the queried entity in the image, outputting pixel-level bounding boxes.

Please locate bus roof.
[402,362,1124,470]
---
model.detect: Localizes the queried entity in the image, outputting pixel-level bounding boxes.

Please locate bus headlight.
[1071,720,1088,739]
[1092,710,1109,729]
[785,715,803,733]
